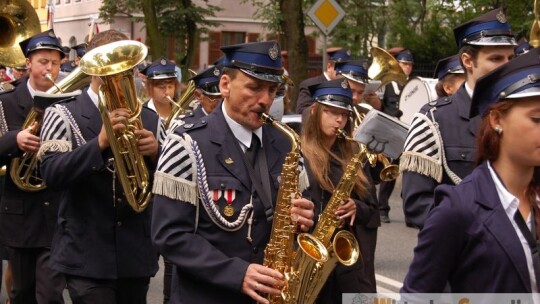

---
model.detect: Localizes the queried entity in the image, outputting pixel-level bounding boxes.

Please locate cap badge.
[213,67,220,76]
[346,49,351,56]
[268,43,279,61]
[48,31,56,38]
[160,58,167,66]
[496,11,507,23]
[341,79,349,89]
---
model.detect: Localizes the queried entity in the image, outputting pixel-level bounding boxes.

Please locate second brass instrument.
[292,129,363,304]
[261,113,328,304]
[79,40,151,213]
[10,67,91,191]
[164,79,196,129]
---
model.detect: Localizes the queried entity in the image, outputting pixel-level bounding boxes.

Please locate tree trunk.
[279,0,308,112]
[182,0,197,70]
[141,0,164,60]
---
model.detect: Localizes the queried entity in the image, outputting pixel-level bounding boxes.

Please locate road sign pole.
[322,34,327,73]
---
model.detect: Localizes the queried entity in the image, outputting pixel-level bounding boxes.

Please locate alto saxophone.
[260,113,328,304]
[294,129,363,304]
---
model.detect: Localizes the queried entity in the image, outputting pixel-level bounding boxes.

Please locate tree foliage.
[99,0,221,68]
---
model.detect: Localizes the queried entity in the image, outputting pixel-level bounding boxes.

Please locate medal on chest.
[223,189,236,217]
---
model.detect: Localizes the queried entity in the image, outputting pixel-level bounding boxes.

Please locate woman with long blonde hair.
[301,79,380,301]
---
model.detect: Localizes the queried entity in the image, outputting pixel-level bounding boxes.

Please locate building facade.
[29,0,324,72]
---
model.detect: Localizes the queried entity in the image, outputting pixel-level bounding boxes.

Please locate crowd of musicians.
[1,6,540,304]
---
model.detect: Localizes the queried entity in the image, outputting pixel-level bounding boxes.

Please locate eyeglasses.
[323,108,350,119]
[203,94,222,103]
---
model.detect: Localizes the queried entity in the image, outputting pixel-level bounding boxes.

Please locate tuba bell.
[79,40,151,213]
[368,47,408,88]
[0,0,41,67]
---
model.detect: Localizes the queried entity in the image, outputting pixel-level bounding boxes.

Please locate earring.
[494,125,503,135]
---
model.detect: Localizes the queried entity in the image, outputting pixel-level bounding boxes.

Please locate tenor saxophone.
[294,130,364,304]
[261,113,328,304]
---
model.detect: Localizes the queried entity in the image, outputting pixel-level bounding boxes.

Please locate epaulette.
[0,82,15,95]
[181,118,208,132]
[177,111,194,120]
[428,96,452,108]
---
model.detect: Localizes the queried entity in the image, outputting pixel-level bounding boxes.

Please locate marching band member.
[302,79,379,299]
[334,59,382,109]
[38,30,159,303]
[189,64,223,120]
[401,9,516,229]
[151,41,315,304]
[377,48,414,223]
[295,47,351,115]
[433,54,465,98]
[0,29,66,304]
[515,37,533,57]
[402,46,540,298]
[142,57,180,121]
[71,43,87,66]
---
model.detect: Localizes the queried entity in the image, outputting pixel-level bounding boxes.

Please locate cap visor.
[467,36,517,46]
[240,69,283,83]
[316,100,352,112]
[505,87,540,99]
[342,73,368,84]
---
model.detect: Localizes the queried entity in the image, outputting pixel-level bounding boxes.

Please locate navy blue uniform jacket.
[152,104,291,304]
[402,163,533,293]
[0,78,60,248]
[402,85,481,228]
[39,89,159,279]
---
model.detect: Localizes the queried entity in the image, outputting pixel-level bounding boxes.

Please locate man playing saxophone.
[38,30,160,302]
[151,41,315,304]
[0,29,66,303]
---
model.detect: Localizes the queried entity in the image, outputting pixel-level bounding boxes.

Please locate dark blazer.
[402,162,533,293]
[152,104,291,304]
[303,144,380,302]
[0,77,61,248]
[40,88,159,279]
[381,81,403,118]
[295,74,328,115]
[402,85,481,228]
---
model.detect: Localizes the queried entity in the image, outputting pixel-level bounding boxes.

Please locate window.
[221,32,246,47]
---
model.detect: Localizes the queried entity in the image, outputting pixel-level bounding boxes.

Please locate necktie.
[245,135,260,168]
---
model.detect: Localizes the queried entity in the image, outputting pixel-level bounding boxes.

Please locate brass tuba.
[368,47,408,88]
[10,68,91,191]
[531,0,540,48]
[0,0,41,67]
[79,40,151,213]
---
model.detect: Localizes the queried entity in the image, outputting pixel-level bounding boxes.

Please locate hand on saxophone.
[98,108,130,150]
[242,263,284,304]
[17,122,41,153]
[335,198,357,226]
[290,197,315,232]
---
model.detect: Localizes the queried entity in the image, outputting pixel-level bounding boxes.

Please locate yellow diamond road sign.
[308,0,345,35]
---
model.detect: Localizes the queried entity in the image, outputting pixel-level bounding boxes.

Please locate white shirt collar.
[465,82,474,99]
[26,79,37,99]
[87,86,99,109]
[221,102,262,152]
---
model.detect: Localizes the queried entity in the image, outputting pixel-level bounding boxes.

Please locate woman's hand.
[335,198,357,226]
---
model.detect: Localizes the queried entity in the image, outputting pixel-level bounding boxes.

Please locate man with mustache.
[151,41,316,304]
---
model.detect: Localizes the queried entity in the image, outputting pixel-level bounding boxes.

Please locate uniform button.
[461,153,466,159]
[116,198,122,203]
[4,207,7,211]
[117,221,122,227]
[92,166,97,171]
[44,201,50,206]
[252,246,258,254]
[252,219,258,225]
